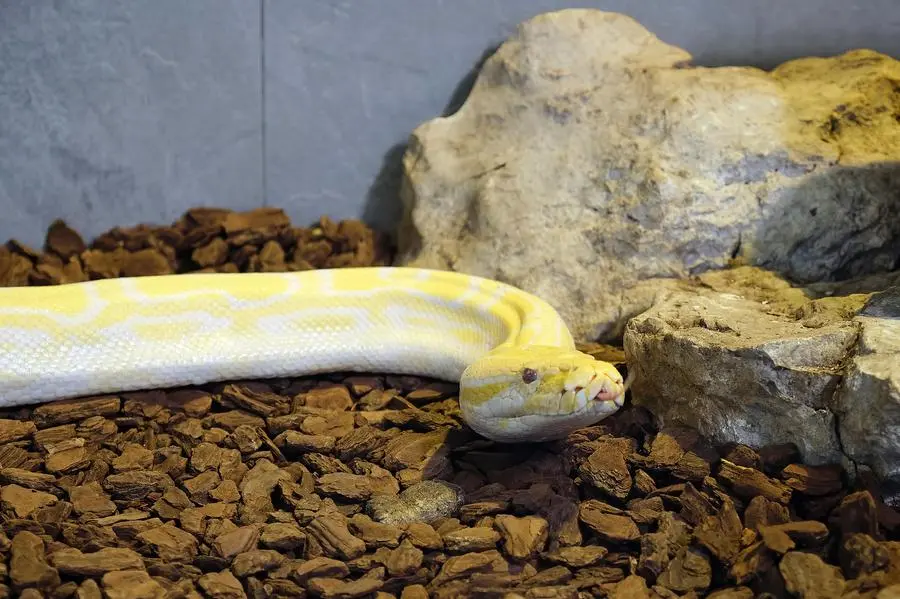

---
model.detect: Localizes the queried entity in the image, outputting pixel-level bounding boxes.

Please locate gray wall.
[2,1,899,247]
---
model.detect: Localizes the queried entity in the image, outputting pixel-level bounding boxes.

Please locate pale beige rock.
[832,287,900,482]
[397,8,900,341]
[365,479,464,526]
[623,266,900,484]
[778,551,845,598]
[624,267,857,466]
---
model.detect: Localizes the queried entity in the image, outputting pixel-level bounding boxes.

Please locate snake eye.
[521,368,538,383]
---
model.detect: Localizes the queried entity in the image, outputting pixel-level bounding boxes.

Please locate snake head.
[458,345,626,443]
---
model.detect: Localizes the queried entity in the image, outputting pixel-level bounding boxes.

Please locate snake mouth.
[568,372,625,408]
[593,382,625,406]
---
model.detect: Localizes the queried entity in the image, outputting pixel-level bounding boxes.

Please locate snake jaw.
[600,375,626,402]
[573,371,625,407]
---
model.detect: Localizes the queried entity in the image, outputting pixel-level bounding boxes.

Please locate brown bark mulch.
[0,208,898,599]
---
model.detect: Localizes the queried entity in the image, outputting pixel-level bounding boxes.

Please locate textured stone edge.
[830,290,900,484]
[623,278,900,487]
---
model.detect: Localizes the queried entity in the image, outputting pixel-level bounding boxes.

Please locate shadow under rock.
[744,160,900,288]
[360,44,502,250]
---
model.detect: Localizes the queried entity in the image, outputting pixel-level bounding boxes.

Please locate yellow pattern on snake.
[0,267,625,442]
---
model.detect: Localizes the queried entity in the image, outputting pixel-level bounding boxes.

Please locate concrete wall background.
[2,1,899,247]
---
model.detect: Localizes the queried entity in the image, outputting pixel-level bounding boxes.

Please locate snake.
[0,266,627,442]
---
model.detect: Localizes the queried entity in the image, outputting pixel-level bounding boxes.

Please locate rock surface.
[396,8,900,341]
[623,266,900,485]
[832,287,900,484]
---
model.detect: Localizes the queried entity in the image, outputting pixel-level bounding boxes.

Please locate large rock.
[396,8,900,341]
[622,266,900,483]
[832,287,900,483]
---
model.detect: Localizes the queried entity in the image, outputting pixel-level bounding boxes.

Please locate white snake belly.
[0,267,575,410]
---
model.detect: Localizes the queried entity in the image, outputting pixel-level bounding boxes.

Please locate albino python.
[0,267,626,442]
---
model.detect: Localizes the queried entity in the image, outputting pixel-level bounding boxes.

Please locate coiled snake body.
[0,267,625,442]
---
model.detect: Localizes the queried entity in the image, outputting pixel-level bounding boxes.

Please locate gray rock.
[832,287,900,482]
[623,266,900,483]
[623,267,857,467]
[365,480,464,526]
[396,8,900,341]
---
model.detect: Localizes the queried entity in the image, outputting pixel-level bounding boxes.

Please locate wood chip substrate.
[1,208,899,598]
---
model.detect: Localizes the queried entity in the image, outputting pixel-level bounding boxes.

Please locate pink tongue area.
[592,379,622,402]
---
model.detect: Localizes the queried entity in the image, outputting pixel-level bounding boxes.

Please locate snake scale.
[0,266,626,442]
